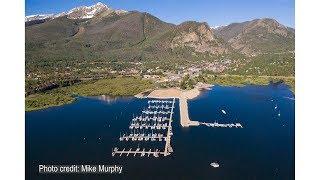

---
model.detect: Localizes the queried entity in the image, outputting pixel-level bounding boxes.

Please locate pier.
[119,133,166,141]
[112,147,162,157]
[200,122,243,128]
[132,116,169,122]
[163,98,175,156]
[129,124,169,130]
[142,109,171,115]
[112,98,176,157]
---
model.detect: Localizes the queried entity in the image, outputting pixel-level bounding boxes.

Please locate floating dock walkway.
[132,116,169,122]
[200,122,243,128]
[119,133,166,141]
[129,124,169,130]
[112,147,162,157]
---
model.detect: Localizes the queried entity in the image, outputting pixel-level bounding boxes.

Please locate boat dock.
[119,133,166,141]
[142,109,171,115]
[148,105,171,109]
[129,124,169,130]
[112,147,162,157]
[132,116,169,122]
[200,122,243,128]
[163,98,175,156]
[112,98,176,157]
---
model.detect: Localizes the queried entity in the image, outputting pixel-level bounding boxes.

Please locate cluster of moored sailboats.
[112,98,176,157]
[119,131,165,141]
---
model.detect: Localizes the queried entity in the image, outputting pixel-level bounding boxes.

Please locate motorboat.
[210,162,220,168]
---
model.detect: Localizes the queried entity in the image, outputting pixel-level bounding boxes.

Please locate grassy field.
[25,77,154,111]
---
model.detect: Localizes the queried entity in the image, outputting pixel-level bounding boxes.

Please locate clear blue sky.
[26,0,295,27]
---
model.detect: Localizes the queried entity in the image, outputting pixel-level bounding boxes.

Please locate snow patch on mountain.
[25,14,54,22]
[25,2,127,22]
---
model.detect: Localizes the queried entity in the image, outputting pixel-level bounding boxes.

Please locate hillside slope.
[25,2,295,94]
[216,18,294,56]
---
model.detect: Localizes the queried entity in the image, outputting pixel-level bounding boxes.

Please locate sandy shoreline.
[135,83,212,100]
[135,83,213,127]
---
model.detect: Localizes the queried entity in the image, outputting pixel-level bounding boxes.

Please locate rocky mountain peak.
[171,21,228,54]
[175,21,215,41]
[67,2,110,19]
[215,18,294,56]
[245,18,290,37]
[25,2,127,22]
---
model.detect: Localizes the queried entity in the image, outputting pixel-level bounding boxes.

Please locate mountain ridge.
[25,2,295,91]
[216,18,294,56]
[25,2,128,23]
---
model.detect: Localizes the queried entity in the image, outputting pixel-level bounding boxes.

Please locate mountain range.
[25,3,127,23]
[25,2,295,81]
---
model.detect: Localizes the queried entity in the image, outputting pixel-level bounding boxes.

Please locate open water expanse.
[26,84,294,180]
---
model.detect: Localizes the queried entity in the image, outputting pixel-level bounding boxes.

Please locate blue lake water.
[26,84,295,180]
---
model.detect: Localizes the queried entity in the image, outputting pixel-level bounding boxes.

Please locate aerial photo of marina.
[25,0,295,179]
